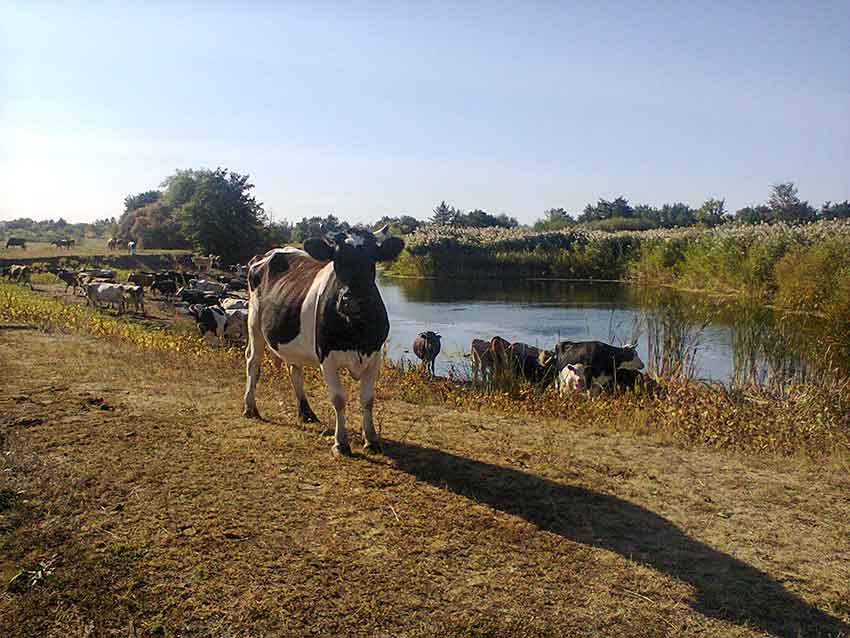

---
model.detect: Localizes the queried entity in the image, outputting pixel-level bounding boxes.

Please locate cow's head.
[303,225,404,317]
[618,343,644,371]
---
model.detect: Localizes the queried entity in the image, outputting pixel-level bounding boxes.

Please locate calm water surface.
[378,276,744,382]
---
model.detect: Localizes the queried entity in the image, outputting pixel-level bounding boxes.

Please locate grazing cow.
[7,265,33,289]
[188,304,248,345]
[151,278,178,298]
[177,287,220,306]
[120,284,145,313]
[189,278,227,293]
[5,237,27,249]
[220,297,249,310]
[413,331,442,376]
[128,272,156,288]
[557,363,589,396]
[553,340,644,389]
[508,342,558,386]
[107,237,117,251]
[242,226,405,457]
[127,241,136,255]
[85,282,125,313]
[225,278,247,292]
[51,239,72,249]
[470,335,512,383]
[48,267,79,293]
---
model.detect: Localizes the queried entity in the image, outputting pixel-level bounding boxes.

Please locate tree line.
[534,183,850,232]
[4,175,847,264]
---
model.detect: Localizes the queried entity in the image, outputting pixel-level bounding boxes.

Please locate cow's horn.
[374,223,390,237]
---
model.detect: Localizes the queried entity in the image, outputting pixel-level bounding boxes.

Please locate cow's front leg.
[360,355,382,454]
[242,306,263,419]
[321,361,350,458]
[289,364,319,423]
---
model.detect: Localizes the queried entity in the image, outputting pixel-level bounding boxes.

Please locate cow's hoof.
[331,442,352,458]
[363,441,383,455]
[243,407,261,420]
[299,400,320,423]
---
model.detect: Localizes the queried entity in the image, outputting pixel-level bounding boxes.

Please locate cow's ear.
[304,238,335,262]
[376,237,404,262]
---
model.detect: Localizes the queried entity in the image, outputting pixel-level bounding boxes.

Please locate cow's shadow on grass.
[382,440,848,638]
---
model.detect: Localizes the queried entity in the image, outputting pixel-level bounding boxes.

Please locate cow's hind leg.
[321,361,350,458]
[289,364,319,423]
[242,304,263,419]
[360,355,382,454]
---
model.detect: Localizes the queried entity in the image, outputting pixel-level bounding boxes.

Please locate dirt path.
[1,328,848,637]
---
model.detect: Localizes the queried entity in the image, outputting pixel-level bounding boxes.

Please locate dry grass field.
[0,238,191,261]
[1,322,849,637]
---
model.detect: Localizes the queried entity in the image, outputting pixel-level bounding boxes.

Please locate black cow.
[243,226,404,457]
[553,340,644,390]
[177,287,219,305]
[48,267,79,293]
[509,342,558,386]
[413,331,441,376]
[5,237,27,249]
[128,271,156,288]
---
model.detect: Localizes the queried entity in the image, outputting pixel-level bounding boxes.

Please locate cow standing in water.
[243,226,404,457]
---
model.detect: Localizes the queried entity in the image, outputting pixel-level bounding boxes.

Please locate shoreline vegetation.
[1,282,848,459]
[389,220,850,374]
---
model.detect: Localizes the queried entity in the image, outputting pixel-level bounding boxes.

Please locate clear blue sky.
[2,1,848,225]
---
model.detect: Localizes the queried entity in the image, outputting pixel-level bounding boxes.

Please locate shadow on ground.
[383,440,849,638]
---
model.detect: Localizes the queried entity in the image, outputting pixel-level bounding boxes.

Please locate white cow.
[119,284,145,314]
[86,283,125,313]
[127,241,136,255]
[557,363,588,396]
[220,297,249,310]
[189,278,227,293]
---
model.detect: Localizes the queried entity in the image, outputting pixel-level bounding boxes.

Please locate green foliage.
[0,217,116,242]
[582,217,658,232]
[821,200,850,220]
[123,190,161,212]
[179,168,267,264]
[374,215,423,236]
[291,214,350,242]
[579,196,633,222]
[429,201,517,228]
[533,208,575,231]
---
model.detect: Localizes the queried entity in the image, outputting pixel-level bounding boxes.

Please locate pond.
[378,275,822,387]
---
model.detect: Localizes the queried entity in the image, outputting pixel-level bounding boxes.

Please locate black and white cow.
[243,226,404,457]
[553,340,644,390]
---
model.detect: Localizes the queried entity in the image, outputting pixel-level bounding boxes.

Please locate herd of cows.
[2,225,651,456]
[412,331,648,397]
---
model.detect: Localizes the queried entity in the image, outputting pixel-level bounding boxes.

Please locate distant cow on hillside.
[5,237,27,249]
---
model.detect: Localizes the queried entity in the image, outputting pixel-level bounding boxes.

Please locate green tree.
[180,168,267,263]
[735,205,772,224]
[124,190,161,212]
[821,200,850,220]
[533,208,574,231]
[695,198,727,226]
[431,201,461,226]
[768,182,816,223]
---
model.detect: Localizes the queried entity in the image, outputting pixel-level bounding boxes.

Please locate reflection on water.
[378,274,831,387]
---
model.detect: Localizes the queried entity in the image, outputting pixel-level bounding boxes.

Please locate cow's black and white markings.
[553,340,644,390]
[243,227,404,457]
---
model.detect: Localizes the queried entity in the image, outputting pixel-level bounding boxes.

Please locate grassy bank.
[2,283,849,458]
